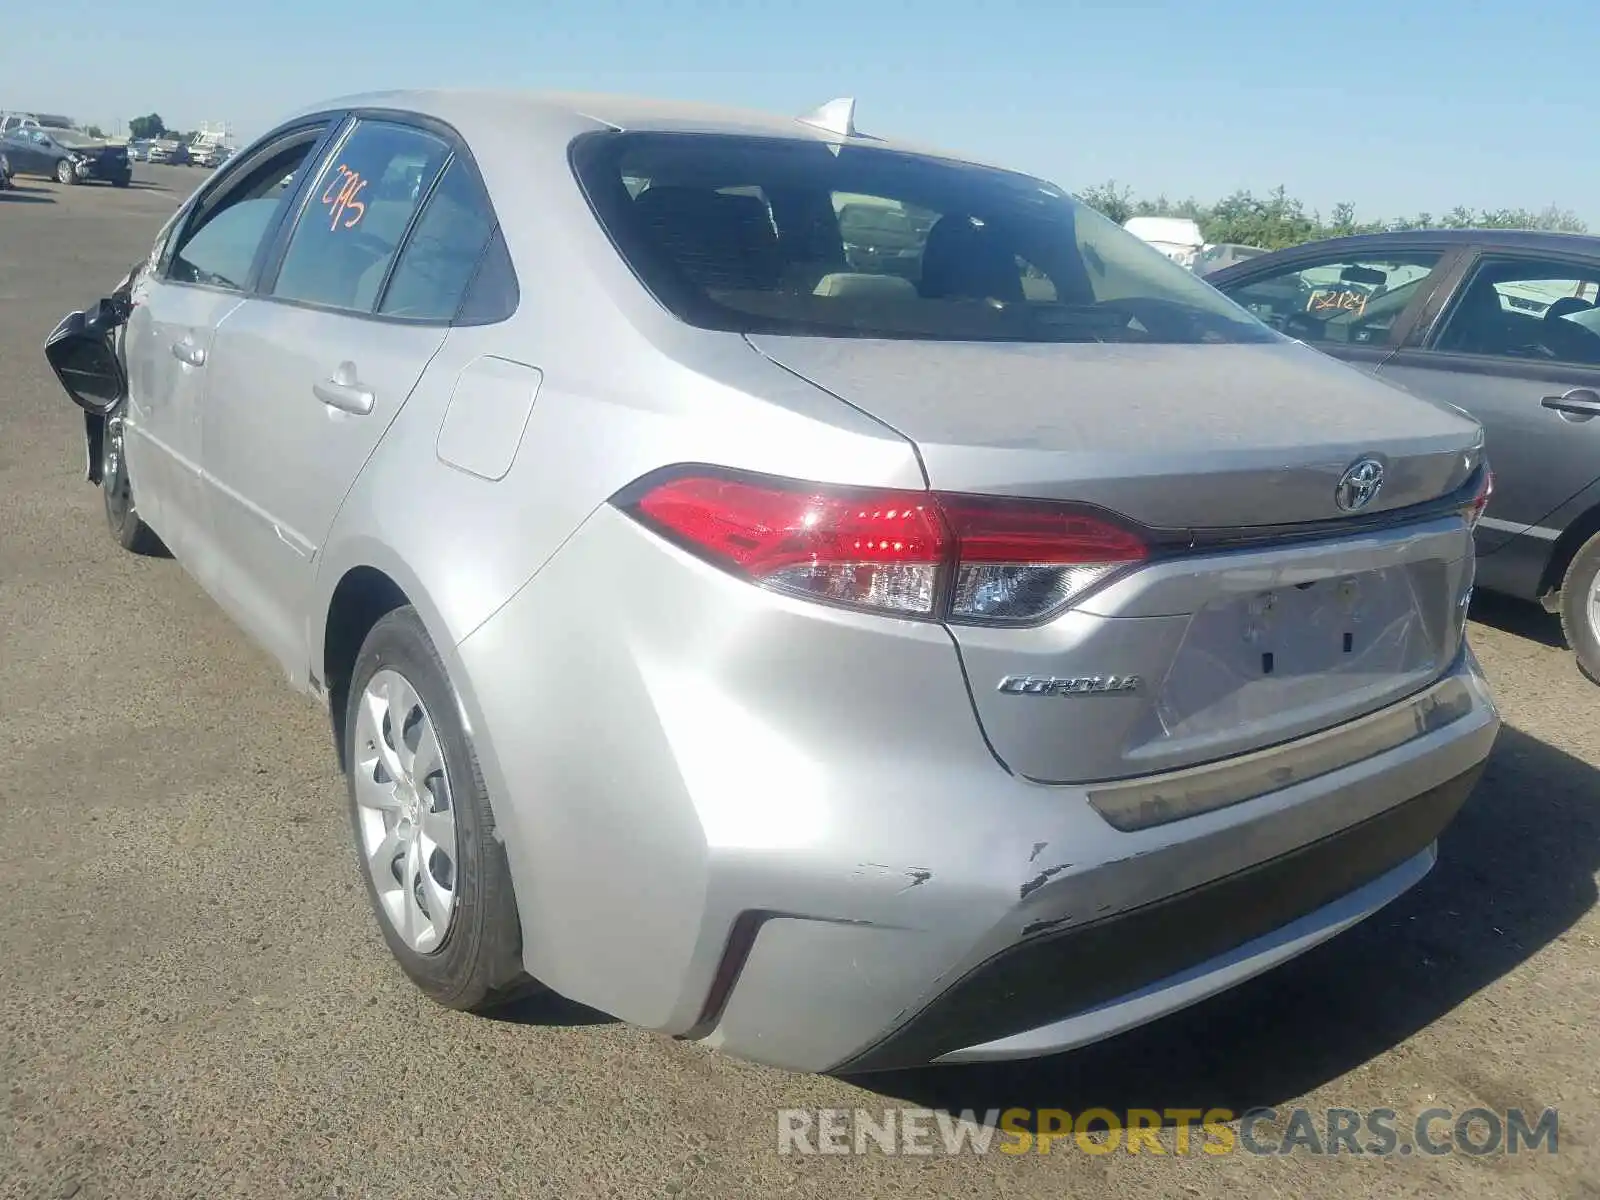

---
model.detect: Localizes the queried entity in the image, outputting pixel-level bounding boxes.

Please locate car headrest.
[633,186,781,291]
[918,214,1025,303]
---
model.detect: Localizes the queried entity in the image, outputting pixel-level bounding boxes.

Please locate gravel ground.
[1,165,1596,1200]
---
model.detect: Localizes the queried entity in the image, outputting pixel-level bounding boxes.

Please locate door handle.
[170,340,205,367]
[1541,388,1600,419]
[314,365,374,416]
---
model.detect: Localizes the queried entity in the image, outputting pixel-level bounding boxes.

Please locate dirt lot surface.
[2,165,1596,1199]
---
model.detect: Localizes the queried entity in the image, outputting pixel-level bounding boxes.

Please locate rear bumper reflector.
[1085,669,1478,832]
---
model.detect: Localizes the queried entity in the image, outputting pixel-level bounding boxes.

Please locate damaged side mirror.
[44,296,128,416]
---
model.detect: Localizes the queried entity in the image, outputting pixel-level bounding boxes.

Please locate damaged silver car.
[46,90,1498,1073]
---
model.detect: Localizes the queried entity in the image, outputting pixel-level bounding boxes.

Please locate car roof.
[276,88,1016,174]
[1246,228,1600,258]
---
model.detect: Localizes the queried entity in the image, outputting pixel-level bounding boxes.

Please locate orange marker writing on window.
[324,165,368,231]
[321,164,350,207]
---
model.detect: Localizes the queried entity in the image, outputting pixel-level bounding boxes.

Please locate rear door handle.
[171,340,205,367]
[1541,388,1600,419]
[314,365,374,416]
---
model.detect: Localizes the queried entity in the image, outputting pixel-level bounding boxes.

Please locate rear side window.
[271,120,451,313]
[572,131,1274,345]
[378,157,497,321]
[1434,257,1600,365]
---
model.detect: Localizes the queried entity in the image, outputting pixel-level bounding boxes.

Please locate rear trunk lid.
[748,335,1484,783]
[747,337,1480,527]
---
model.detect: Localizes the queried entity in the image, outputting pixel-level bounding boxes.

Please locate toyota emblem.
[1335,458,1385,512]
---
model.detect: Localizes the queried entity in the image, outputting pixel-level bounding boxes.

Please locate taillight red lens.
[1464,465,1493,529]
[624,470,1147,623]
[938,495,1149,622]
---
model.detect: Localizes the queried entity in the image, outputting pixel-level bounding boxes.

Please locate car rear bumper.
[453,505,1500,1074]
[72,159,130,182]
[837,763,1476,1071]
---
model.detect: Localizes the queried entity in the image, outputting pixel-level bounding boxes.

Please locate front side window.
[270,120,451,314]
[1434,257,1600,365]
[573,132,1275,344]
[167,129,326,291]
[1223,251,1444,347]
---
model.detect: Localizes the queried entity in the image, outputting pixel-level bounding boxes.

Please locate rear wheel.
[55,159,75,185]
[102,412,165,555]
[343,607,538,1010]
[1559,530,1600,684]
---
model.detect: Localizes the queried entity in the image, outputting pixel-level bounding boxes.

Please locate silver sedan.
[45,90,1499,1073]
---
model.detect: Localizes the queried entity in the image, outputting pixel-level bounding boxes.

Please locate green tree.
[1198,186,1318,250]
[1475,204,1587,233]
[127,114,166,140]
[83,124,105,139]
[1074,181,1134,225]
[1074,183,1589,249]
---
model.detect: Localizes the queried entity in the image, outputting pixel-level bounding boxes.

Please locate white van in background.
[1123,216,1206,269]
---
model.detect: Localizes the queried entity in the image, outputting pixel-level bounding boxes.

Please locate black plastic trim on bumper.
[836,765,1484,1074]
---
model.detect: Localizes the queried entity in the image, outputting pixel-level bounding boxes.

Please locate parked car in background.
[835,194,937,279]
[1194,242,1267,277]
[126,140,151,162]
[1210,229,1600,681]
[190,142,230,168]
[1,126,131,186]
[1,111,75,136]
[44,90,1497,1075]
[146,140,190,166]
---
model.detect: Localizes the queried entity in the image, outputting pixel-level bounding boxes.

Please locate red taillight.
[624,470,1147,623]
[1464,465,1493,529]
[938,494,1149,623]
[635,475,947,616]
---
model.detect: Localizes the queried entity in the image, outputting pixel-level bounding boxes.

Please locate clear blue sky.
[5,0,1594,224]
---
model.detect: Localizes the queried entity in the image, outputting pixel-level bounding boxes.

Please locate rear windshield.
[570,131,1276,344]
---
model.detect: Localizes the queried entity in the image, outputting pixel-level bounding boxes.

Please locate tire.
[55,159,76,185]
[343,607,538,1011]
[1559,530,1600,685]
[102,412,165,555]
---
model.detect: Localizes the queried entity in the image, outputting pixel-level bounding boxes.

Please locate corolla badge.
[998,675,1141,696]
[1335,457,1385,512]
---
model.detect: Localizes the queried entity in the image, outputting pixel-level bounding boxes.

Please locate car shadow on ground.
[482,988,619,1028]
[853,725,1597,1120]
[1470,590,1567,650]
[0,185,54,204]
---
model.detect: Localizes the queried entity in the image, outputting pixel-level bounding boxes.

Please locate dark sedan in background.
[0,126,131,186]
[1210,230,1600,681]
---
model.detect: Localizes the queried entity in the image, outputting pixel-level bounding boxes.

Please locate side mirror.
[44,297,128,416]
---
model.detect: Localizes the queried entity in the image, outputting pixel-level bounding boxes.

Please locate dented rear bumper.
[455,504,1499,1074]
[700,649,1495,1073]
